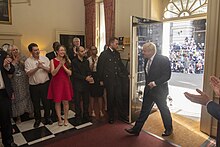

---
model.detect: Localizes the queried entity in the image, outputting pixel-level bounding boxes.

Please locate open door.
[129,16,163,122]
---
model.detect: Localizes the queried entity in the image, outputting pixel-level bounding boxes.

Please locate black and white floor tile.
[0,110,93,146]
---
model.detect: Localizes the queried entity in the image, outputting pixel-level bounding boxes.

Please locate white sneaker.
[91,110,96,117]
[100,111,104,117]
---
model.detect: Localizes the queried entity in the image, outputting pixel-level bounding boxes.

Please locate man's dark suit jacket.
[67,47,76,62]
[71,57,91,91]
[46,51,56,61]
[0,50,15,98]
[97,48,126,83]
[144,54,171,98]
[207,101,220,121]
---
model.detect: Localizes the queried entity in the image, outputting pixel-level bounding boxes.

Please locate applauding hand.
[184,89,210,106]
[210,76,220,96]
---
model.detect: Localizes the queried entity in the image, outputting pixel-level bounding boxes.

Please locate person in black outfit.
[46,41,60,61]
[72,46,93,124]
[88,46,104,117]
[67,37,80,62]
[125,42,173,136]
[0,50,17,147]
[97,37,128,124]
[46,41,60,122]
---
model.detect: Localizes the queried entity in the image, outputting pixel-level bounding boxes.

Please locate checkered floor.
[0,110,93,146]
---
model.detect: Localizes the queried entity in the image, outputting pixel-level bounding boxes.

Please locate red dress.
[48,58,73,102]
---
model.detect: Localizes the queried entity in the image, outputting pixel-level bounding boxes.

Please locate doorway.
[163,19,206,120]
[130,16,206,122]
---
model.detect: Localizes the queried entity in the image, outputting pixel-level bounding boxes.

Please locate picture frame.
[0,0,12,24]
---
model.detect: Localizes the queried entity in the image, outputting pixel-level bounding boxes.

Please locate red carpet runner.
[41,122,178,147]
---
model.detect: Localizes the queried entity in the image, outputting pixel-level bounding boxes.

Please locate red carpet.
[41,122,178,147]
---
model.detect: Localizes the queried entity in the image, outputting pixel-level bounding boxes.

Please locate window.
[163,0,208,20]
[96,1,106,54]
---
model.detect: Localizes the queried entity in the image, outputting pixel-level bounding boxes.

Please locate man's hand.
[100,81,104,86]
[184,89,210,105]
[210,76,220,96]
[37,61,44,69]
[11,93,15,100]
[85,75,93,83]
[148,81,156,89]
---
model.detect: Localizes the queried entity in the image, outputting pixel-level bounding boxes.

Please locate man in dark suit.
[97,37,128,124]
[46,41,60,60]
[125,42,173,136]
[0,50,17,147]
[72,46,93,124]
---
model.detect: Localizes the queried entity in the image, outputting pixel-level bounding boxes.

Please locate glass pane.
[173,0,183,11]
[168,2,181,13]
[182,0,188,10]
[187,0,195,9]
[164,11,178,19]
[190,0,202,11]
[202,0,208,4]
[99,2,106,53]
[191,4,208,15]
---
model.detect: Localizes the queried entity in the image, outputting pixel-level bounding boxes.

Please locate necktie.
[146,59,152,74]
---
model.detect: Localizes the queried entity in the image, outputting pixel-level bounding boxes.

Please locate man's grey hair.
[73,37,80,42]
[143,42,157,52]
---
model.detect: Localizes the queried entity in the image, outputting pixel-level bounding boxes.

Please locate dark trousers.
[133,89,173,132]
[74,90,89,118]
[29,81,50,121]
[50,100,56,118]
[105,78,125,120]
[0,89,14,146]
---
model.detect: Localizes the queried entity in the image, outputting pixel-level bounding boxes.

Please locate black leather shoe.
[83,116,91,122]
[45,118,53,125]
[51,113,57,122]
[75,117,82,125]
[108,119,114,124]
[162,129,173,136]
[10,142,18,147]
[51,116,57,122]
[33,120,41,128]
[125,128,140,136]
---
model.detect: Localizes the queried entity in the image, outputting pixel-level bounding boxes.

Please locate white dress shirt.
[145,53,156,87]
[25,56,50,85]
[0,71,5,89]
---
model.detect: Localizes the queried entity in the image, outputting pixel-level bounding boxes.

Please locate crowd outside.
[169,37,205,74]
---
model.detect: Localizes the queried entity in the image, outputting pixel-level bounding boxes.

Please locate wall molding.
[55,29,84,42]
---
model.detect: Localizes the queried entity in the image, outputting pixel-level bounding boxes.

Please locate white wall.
[0,0,85,55]
[115,0,144,37]
[115,0,145,59]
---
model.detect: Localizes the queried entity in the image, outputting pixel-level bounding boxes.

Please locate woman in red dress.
[48,45,73,126]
